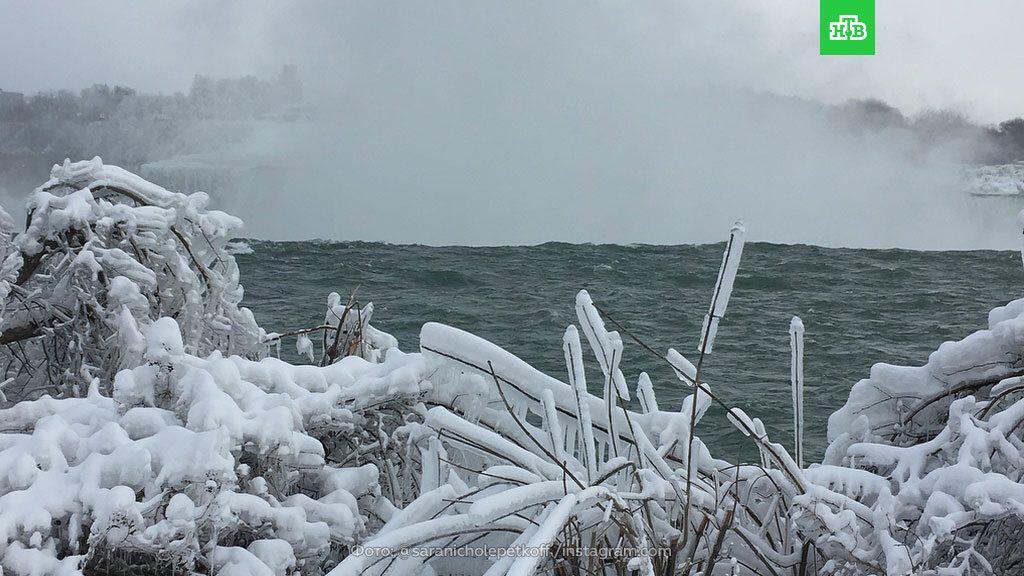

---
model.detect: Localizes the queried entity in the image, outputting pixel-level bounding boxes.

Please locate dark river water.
[236,241,1022,460]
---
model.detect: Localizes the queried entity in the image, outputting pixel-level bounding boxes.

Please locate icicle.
[628,510,658,576]
[296,333,315,362]
[506,495,577,576]
[575,290,610,370]
[790,316,805,470]
[574,291,629,458]
[1017,209,1024,271]
[608,332,629,401]
[753,417,771,470]
[637,372,658,414]
[420,437,442,493]
[482,521,540,576]
[561,327,589,462]
[698,221,746,354]
[542,388,567,465]
[603,346,623,458]
[575,290,629,400]
[666,348,697,386]
[86,377,102,399]
[563,421,577,457]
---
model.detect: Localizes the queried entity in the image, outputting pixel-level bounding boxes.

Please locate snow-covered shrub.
[330,225,834,576]
[0,157,395,403]
[0,161,419,576]
[265,292,398,366]
[324,224,1024,574]
[0,315,430,575]
[0,158,265,402]
[332,297,806,576]
[820,298,1024,574]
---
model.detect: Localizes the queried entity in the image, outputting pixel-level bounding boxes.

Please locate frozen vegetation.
[1,160,1024,575]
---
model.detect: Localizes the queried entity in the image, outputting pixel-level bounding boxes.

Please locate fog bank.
[2,1,1023,248]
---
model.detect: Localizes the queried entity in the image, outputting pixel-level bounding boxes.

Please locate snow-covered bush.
[0,157,265,402]
[0,158,394,404]
[329,225,833,576]
[264,292,398,366]
[821,298,1024,574]
[0,315,429,575]
[323,229,1024,574]
[0,160,415,575]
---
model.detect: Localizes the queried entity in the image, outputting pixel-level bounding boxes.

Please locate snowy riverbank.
[1,160,1023,575]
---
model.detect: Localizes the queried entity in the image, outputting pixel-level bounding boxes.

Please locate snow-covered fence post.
[790,316,805,469]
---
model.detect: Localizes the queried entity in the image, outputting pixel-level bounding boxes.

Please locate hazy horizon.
[2,1,1023,249]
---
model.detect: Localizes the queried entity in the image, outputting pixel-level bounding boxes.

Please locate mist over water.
[2,1,1022,249]
[163,3,1024,249]
[244,87,1014,249]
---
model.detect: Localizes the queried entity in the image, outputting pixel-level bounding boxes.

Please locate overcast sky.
[2,1,1020,122]
[1,1,1022,247]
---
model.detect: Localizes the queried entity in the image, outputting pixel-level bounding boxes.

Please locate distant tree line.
[1,77,1021,200]
[0,66,304,195]
[988,118,1024,163]
[831,98,1024,164]
[0,65,302,124]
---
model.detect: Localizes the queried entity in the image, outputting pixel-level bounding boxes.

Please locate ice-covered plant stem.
[790,316,805,470]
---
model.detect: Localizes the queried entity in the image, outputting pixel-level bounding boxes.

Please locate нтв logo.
[829,15,867,41]
[820,0,874,55]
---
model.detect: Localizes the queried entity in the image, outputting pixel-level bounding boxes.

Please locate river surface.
[236,241,1022,460]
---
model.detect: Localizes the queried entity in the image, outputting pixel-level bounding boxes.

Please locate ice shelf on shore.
[964,162,1024,196]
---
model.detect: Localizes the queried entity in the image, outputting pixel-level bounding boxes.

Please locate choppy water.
[236,242,1022,461]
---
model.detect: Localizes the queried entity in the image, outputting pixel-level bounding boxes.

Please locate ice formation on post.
[790,316,805,469]
[2,161,1023,575]
[698,220,745,355]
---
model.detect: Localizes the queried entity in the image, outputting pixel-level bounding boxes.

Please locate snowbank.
[0,316,428,575]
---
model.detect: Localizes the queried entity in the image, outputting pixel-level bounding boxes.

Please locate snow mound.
[0,316,429,575]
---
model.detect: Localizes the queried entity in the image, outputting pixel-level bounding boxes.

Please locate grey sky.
[1,1,1022,247]
[2,1,1020,122]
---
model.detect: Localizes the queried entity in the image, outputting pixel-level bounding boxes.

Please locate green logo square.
[820,0,875,55]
